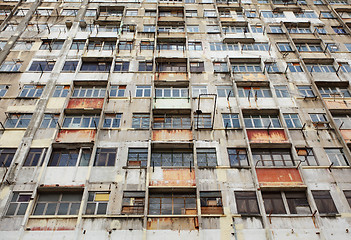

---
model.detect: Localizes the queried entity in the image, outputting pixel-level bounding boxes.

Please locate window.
[321,11,334,18]
[314,0,324,3]
[187,25,199,33]
[197,148,217,167]
[80,61,111,72]
[228,148,248,167]
[210,42,239,51]
[85,192,109,215]
[318,87,351,98]
[297,86,315,97]
[213,63,229,73]
[222,26,248,33]
[28,61,55,72]
[153,115,191,129]
[0,61,22,72]
[121,191,145,215]
[33,192,82,215]
[217,86,234,98]
[140,41,154,50]
[200,191,223,214]
[192,86,207,98]
[346,44,351,52]
[99,7,123,16]
[332,26,347,34]
[295,43,322,52]
[277,43,293,52]
[13,41,33,51]
[5,193,31,216]
[204,10,217,17]
[126,9,138,16]
[339,63,351,73]
[238,87,272,98]
[118,41,133,50]
[49,148,91,167]
[325,148,349,166]
[251,26,263,33]
[23,148,46,166]
[127,148,148,167]
[136,86,151,97]
[343,191,351,207]
[19,85,43,98]
[0,85,9,97]
[15,9,29,16]
[155,88,188,98]
[327,43,339,52]
[40,40,63,50]
[97,25,119,32]
[246,10,257,18]
[103,114,122,128]
[149,191,196,215]
[61,9,78,16]
[222,114,240,128]
[309,113,328,124]
[287,63,303,72]
[87,41,102,51]
[334,115,351,129]
[138,62,153,71]
[114,61,129,72]
[145,10,156,16]
[315,26,327,34]
[232,64,262,73]
[242,43,269,51]
[252,149,294,166]
[297,148,318,166]
[0,149,16,167]
[270,26,283,33]
[143,25,155,33]
[53,86,69,98]
[62,61,78,72]
[72,86,105,98]
[284,114,303,128]
[235,191,259,214]
[295,11,317,18]
[71,40,86,50]
[159,10,183,17]
[85,9,97,17]
[132,114,150,129]
[62,115,100,128]
[5,114,32,128]
[110,85,126,97]
[40,114,59,128]
[158,26,184,33]
[265,63,279,73]
[261,11,285,18]
[94,148,116,166]
[244,115,281,128]
[4,24,17,31]
[312,190,338,214]
[288,27,312,34]
[275,86,290,98]
[190,62,204,72]
[102,42,116,51]
[263,192,311,214]
[157,42,185,51]
[152,149,193,167]
[195,113,212,128]
[186,10,197,17]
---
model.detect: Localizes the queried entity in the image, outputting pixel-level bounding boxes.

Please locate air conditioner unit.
[79,20,87,28]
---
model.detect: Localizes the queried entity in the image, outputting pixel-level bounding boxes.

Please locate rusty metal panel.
[147,217,198,230]
[56,129,96,143]
[27,218,77,231]
[150,169,195,187]
[340,129,351,144]
[256,168,304,187]
[67,98,104,110]
[324,100,351,110]
[152,130,192,141]
[156,72,188,81]
[235,73,267,82]
[201,207,223,215]
[246,129,288,143]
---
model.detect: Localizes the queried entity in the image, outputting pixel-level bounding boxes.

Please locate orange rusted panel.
[256,168,304,187]
[27,218,77,231]
[147,217,198,230]
[324,100,351,110]
[340,129,351,144]
[156,72,188,81]
[150,169,195,187]
[67,98,104,110]
[239,73,267,82]
[201,207,223,215]
[152,129,193,141]
[56,129,96,143]
[247,129,288,143]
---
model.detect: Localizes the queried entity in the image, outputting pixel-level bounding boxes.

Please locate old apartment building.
[0,0,351,239]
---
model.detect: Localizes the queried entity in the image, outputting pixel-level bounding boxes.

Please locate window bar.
[267,121,271,135]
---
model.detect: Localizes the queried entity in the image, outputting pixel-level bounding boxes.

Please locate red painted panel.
[256,168,304,187]
[56,129,96,143]
[247,129,288,144]
[67,98,104,109]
